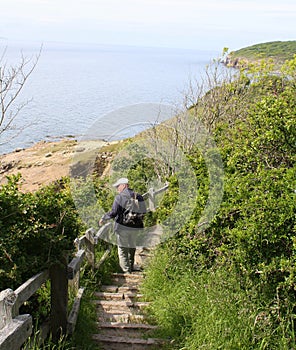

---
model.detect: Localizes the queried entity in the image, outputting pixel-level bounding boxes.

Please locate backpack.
[122,192,143,227]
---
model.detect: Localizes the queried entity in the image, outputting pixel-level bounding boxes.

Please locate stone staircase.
[92,269,166,350]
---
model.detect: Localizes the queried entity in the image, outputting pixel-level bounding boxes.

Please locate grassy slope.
[228,40,296,64]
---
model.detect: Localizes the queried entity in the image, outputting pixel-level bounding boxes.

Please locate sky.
[0,0,296,52]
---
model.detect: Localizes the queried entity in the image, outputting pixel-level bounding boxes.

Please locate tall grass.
[24,332,73,350]
[141,246,295,349]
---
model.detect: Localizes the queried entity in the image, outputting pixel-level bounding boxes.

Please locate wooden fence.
[0,183,168,350]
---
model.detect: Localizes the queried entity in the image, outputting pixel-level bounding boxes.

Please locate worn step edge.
[112,272,144,277]
[111,273,144,281]
[101,285,140,292]
[100,285,119,293]
[95,300,150,308]
[92,334,164,345]
[110,281,143,287]
[94,292,144,300]
[118,286,140,292]
[98,322,157,330]
[98,313,146,323]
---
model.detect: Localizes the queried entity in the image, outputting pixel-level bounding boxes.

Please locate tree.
[0,47,41,146]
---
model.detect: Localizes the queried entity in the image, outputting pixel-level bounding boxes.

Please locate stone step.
[94,291,144,301]
[97,322,157,338]
[99,322,157,330]
[111,272,144,278]
[111,272,144,285]
[98,313,146,324]
[118,285,140,293]
[101,285,140,293]
[93,255,166,349]
[101,285,119,293]
[95,300,150,313]
[92,334,164,350]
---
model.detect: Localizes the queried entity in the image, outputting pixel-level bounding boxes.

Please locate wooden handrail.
[13,271,49,317]
[0,184,168,349]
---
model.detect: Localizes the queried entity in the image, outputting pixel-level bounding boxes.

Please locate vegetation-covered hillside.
[139,55,296,349]
[225,40,296,67]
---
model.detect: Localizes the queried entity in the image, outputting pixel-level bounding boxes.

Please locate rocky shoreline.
[0,138,117,192]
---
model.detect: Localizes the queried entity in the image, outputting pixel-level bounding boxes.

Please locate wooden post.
[148,187,156,211]
[49,258,68,342]
[0,315,32,350]
[85,228,96,269]
[0,289,32,350]
[0,289,15,330]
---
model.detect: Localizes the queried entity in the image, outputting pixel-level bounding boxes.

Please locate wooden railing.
[0,183,169,350]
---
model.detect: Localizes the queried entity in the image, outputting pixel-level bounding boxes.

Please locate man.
[99,177,146,273]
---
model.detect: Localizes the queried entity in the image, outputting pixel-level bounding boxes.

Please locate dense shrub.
[141,57,296,349]
[0,175,84,290]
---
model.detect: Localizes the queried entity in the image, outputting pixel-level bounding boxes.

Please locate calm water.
[0,41,219,154]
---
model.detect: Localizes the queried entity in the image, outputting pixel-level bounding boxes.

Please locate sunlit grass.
[141,246,296,350]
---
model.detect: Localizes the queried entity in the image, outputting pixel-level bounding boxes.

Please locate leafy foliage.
[0,176,84,290]
[141,55,296,349]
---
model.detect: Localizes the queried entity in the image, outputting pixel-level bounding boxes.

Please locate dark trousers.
[116,226,137,273]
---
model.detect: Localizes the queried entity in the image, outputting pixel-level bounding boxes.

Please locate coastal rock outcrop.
[0,139,116,192]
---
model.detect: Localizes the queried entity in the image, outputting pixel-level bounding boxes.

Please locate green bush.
[0,175,84,290]
[140,56,296,349]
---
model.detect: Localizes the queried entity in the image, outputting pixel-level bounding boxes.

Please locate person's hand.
[99,219,104,226]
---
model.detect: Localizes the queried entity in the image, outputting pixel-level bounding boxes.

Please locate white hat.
[112,177,129,187]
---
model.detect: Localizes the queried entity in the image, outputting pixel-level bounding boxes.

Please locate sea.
[0,41,220,154]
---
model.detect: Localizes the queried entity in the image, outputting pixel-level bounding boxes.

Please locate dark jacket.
[102,188,146,230]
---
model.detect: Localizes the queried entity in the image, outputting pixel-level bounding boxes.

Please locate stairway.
[92,270,166,350]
